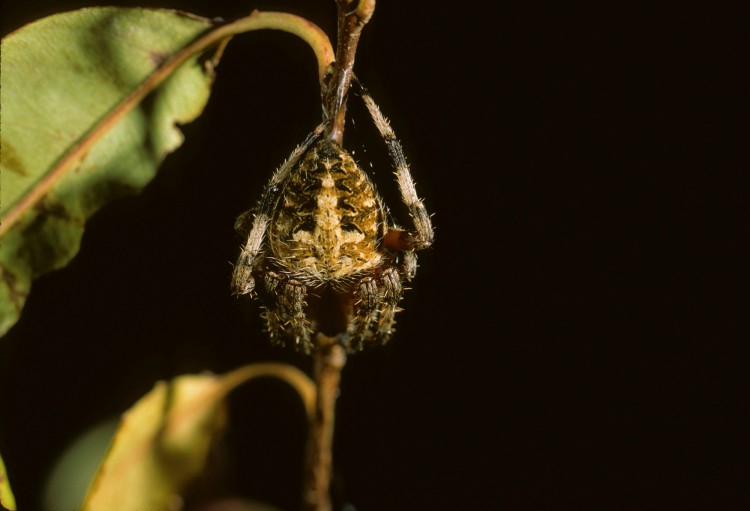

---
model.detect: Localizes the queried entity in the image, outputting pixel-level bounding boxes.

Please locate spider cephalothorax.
[232,87,433,353]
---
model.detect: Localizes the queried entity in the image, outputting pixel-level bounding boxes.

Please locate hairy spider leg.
[358,85,435,252]
[335,82,434,350]
[348,266,403,350]
[231,124,326,295]
[262,271,314,353]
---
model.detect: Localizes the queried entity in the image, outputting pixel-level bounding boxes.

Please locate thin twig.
[303,3,376,509]
[322,0,375,145]
[303,334,347,511]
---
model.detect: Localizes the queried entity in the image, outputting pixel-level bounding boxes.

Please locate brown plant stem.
[303,334,347,511]
[302,4,376,509]
[322,0,375,145]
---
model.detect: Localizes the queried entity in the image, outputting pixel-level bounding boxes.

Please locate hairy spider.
[231,84,433,353]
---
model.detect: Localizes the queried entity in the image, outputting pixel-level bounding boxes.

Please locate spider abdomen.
[269,139,386,282]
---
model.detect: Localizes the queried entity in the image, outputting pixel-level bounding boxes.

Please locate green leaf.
[0,450,16,511]
[82,364,314,510]
[0,7,334,338]
[0,7,222,336]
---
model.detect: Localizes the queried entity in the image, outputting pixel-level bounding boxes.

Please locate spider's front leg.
[231,212,270,296]
[359,88,434,254]
[232,124,327,296]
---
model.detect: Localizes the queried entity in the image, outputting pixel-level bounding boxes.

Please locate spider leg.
[231,214,269,295]
[231,124,326,296]
[348,267,403,350]
[262,271,313,353]
[400,250,418,281]
[358,87,434,252]
[262,123,326,206]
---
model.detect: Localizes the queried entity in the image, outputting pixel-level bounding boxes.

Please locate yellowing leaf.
[82,364,314,510]
[0,450,16,511]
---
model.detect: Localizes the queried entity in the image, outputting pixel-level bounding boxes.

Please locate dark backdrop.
[1,2,745,510]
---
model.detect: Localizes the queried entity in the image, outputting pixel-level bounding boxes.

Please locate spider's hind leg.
[262,271,314,354]
[348,267,403,351]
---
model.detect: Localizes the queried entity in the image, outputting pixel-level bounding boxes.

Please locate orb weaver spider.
[232,82,433,353]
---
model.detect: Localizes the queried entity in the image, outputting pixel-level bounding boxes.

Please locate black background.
[0,2,746,510]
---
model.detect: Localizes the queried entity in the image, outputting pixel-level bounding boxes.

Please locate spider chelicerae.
[231,83,433,353]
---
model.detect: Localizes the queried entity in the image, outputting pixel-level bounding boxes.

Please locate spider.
[231,83,433,354]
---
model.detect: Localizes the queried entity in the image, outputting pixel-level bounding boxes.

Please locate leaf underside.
[0,7,222,336]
